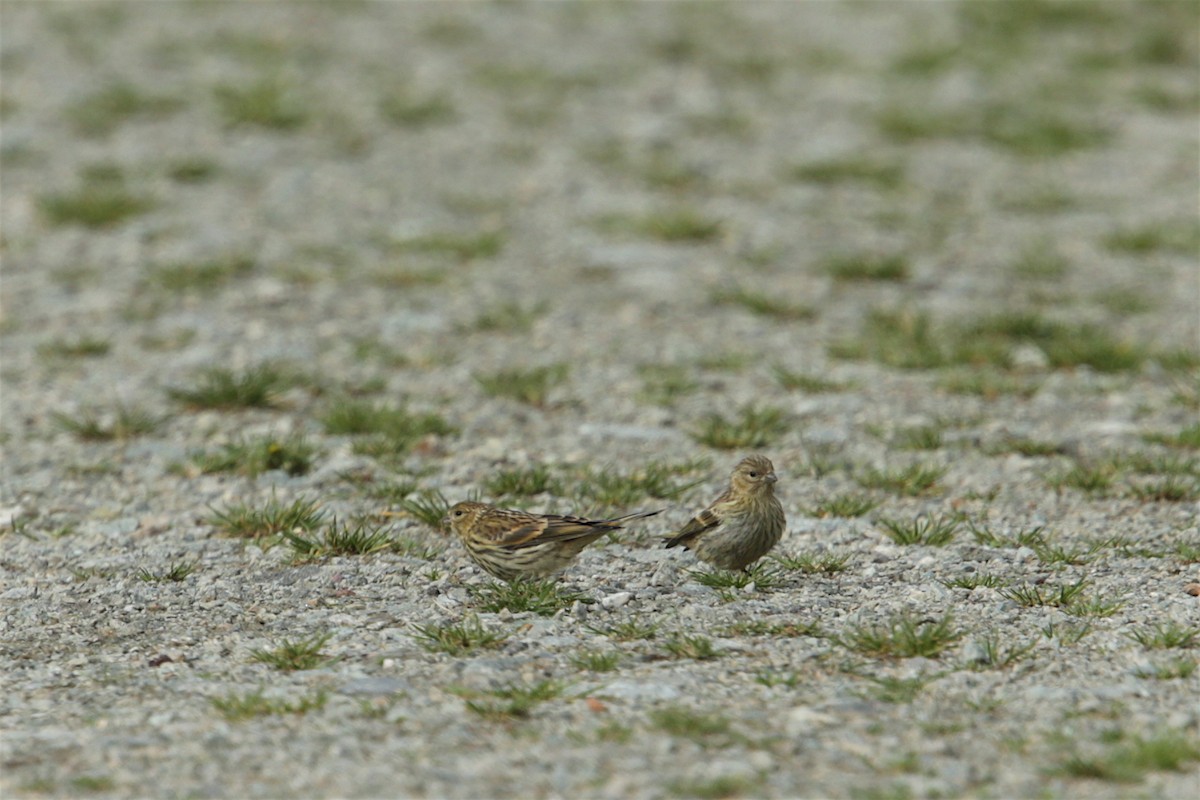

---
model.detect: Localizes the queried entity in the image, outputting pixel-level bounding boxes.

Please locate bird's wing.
[662,484,734,546]
[483,514,604,548]
[530,515,619,543]
[485,509,663,549]
[663,509,722,548]
[472,509,548,547]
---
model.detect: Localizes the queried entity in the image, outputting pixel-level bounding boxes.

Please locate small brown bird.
[664,454,786,572]
[442,501,662,582]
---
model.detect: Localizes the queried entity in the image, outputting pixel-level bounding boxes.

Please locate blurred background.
[2,0,1198,497]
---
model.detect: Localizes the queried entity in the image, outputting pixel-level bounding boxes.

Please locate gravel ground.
[2,2,1199,799]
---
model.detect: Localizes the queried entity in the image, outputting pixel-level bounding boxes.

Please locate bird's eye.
[453,509,465,518]
[748,471,759,478]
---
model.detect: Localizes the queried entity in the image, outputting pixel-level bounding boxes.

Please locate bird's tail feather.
[606,508,665,525]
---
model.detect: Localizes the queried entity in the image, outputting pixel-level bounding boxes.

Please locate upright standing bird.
[664,454,786,572]
[442,501,662,582]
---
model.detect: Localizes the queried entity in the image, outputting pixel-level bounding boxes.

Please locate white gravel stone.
[600,591,633,609]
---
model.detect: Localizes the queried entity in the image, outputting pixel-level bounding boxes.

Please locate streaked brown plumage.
[442,501,662,582]
[664,454,786,572]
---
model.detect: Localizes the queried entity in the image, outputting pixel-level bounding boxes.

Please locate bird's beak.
[439,516,450,530]
[766,473,778,484]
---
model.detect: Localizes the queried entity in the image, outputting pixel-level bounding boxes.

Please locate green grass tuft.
[1002,579,1088,608]
[1004,579,1121,617]
[940,573,1007,590]
[774,551,849,574]
[485,464,563,499]
[688,563,783,600]
[790,156,903,189]
[666,775,762,799]
[569,650,621,672]
[1134,658,1198,681]
[1041,620,1095,646]
[877,514,960,546]
[250,632,337,671]
[459,679,565,721]
[189,433,317,477]
[69,82,183,136]
[167,157,218,183]
[663,633,722,661]
[146,255,255,294]
[690,405,787,449]
[985,436,1066,457]
[475,364,568,407]
[859,673,937,705]
[726,619,823,638]
[214,79,307,129]
[282,517,395,561]
[135,560,197,583]
[1045,462,1116,495]
[967,521,1049,549]
[1104,219,1199,255]
[462,300,546,333]
[836,612,962,659]
[829,309,946,369]
[878,102,1111,157]
[806,492,879,518]
[379,89,457,127]
[398,489,452,531]
[412,615,508,656]
[574,459,708,509]
[69,775,116,793]
[595,209,723,242]
[39,336,111,358]
[1012,241,1070,281]
[391,229,504,261]
[1126,621,1200,650]
[40,178,154,228]
[1130,475,1200,503]
[208,494,325,539]
[168,364,300,410]
[322,400,454,458]
[694,351,754,372]
[638,364,699,405]
[211,689,327,721]
[823,253,910,283]
[772,366,850,393]
[938,368,1042,399]
[967,635,1038,670]
[52,404,163,441]
[895,425,944,451]
[857,463,946,496]
[650,705,738,745]
[709,286,815,321]
[1056,731,1200,783]
[469,578,588,617]
[585,618,658,641]
[834,308,1167,373]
